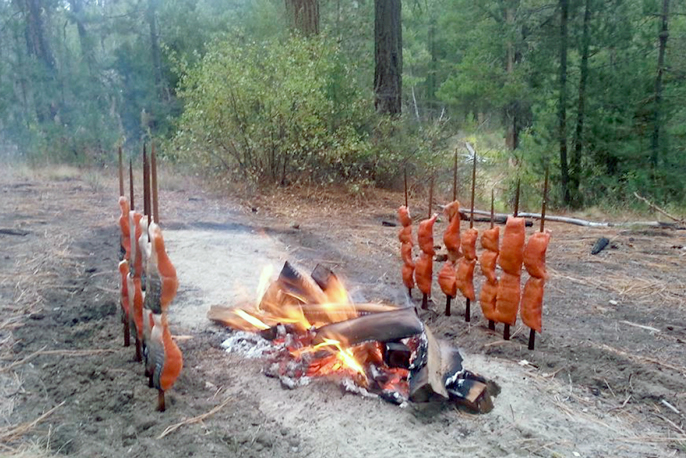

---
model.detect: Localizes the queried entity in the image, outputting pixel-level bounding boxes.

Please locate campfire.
[209,262,499,413]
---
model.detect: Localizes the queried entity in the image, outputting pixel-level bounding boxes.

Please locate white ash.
[340,378,377,399]
[221,331,277,358]
[280,375,312,389]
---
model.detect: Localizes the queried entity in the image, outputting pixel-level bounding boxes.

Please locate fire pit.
[209,262,499,413]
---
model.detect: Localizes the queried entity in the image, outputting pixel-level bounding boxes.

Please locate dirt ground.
[1,166,685,457]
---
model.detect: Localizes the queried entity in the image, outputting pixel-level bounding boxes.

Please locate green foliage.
[172,35,374,185]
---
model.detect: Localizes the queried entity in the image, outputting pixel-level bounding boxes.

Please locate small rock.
[290,222,300,230]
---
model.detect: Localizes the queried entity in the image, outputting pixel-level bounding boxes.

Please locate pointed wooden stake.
[129,159,135,210]
[514,179,521,217]
[123,319,130,347]
[452,148,458,201]
[404,165,408,208]
[465,299,471,322]
[445,295,452,316]
[490,189,495,229]
[428,171,434,219]
[151,143,159,224]
[135,337,142,363]
[470,147,476,229]
[143,144,151,224]
[422,294,429,310]
[504,324,511,340]
[118,146,124,197]
[529,168,549,351]
[407,287,412,298]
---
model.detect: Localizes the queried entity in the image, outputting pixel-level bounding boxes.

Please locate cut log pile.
[116,144,183,412]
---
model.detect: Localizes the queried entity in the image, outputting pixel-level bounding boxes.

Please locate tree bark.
[571,0,591,208]
[20,0,55,74]
[504,3,518,150]
[374,0,402,115]
[651,0,669,171]
[558,0,570,205]
[68,0,95,75]
[285,0,320,36]
[426,16,437,119]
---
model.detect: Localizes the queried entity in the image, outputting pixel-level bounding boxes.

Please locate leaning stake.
[151,142,159,224]
[488,189,496,331]
[465,147,477,322]
[528,169,549,350]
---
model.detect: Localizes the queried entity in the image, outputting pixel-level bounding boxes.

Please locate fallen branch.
[158,397,232,439]
[634,192,684,223]
[454,207,685,228]
[0,401,65,443]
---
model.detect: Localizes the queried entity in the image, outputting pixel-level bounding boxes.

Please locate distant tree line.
[0,0,684,207]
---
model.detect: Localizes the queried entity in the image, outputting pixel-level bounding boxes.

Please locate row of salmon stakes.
[116,145,183,412]
[399,167,551,350]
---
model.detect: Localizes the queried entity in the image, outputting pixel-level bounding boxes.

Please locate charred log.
[313,307,422,346]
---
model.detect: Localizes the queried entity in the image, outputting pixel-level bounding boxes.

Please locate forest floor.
[1,166,685,458]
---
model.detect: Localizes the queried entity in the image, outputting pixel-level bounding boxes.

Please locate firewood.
[408,326,449,402]
[313,307,422,347]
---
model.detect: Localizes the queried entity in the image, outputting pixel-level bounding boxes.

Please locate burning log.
[313,307,423,347]
[408,327,449,402]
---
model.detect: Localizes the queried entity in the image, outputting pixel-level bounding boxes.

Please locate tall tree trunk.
[374,0,402,115]
[571,0,591,208]
[285,0,320,36]
[21,0,55,73]
[651,0,669,171]
[68,0,95,75]
[426,16,437,119]
[558,0,570,205]
[504,3,518,150]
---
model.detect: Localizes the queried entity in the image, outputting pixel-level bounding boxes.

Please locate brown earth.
[1,167,685,457]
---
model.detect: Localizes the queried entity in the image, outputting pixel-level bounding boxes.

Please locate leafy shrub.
[172,34,375,185]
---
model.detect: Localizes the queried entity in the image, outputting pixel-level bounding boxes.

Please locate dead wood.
[313,307,422,346]
[0,228,30,236]
[634,192,684,223]
[408,326,449,402]
[456,208,685,229]
[0,401,64,443]
[158,397,232,439]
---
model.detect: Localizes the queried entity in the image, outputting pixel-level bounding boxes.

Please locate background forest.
[1,0,685,209]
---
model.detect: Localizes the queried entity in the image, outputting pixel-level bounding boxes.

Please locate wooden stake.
[490,189,495,229]
[422,294,429,310]
[465,299,471,322]
[129,159,135,210]
[151,142,159,224]
[445,296,452,316]
[118,146,124,197]
[157,390,166,412]
[470,147,476,229]
[143,144,151,224]
[488,321,495,331]
[428,171,434,219]
[514,179,521,217]
[135,337,142,363]
[404,166,408,208]
[504,324,511,340]
[407,287,412,298]
[452,148,458,201]
[540,168,549,233]
[529,168,549,351]
[123,319,130,347]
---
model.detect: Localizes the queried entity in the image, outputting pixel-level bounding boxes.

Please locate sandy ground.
[1,167,685,457]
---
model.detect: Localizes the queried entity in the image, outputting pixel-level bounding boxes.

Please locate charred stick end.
[503,324,511,341]
[488,320,495,331]
[528,329,536,350]
[465,299,471,322]
[157,390,166,412]
[135,338,142,363]
[422,294,429,310]
[445,296,452,316]
[123,320,130,347]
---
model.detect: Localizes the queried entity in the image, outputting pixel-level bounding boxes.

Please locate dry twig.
[0,401,65,443]
[157,397,232,439]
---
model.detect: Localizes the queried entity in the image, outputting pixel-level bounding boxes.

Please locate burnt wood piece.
[408,327,450,402]
[382,220,397,227]
[278,261,327,304]
[313,307,423,346]
[446,370,500,414]
[310,264,350,303]
[591,237,610,255]
[383,342,412,369]
[0,228,30,236]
